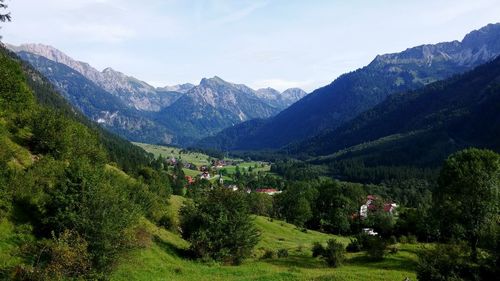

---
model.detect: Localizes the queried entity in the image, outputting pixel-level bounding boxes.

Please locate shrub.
[321,239,346,267]
[365,236,386,261]
[261,249,275,259]
[408,234,418,244]
[399,235,408,244]
[277,249,289,258]
[312,242,325,257]
[158,213,177,232]
[388,235,398,245]
[417,243,471,281]
[346,238,362,253]
[388,245,399,254]
[14,230,92,280]
[180,188,259,264]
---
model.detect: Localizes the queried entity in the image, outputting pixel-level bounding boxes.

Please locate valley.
[0,3,499,281]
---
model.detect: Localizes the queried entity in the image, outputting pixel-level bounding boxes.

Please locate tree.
[0,0,11,40]
[434,148,500,261]
[180,188,259,264]
[0,0,10,22]
[312,239,346,267]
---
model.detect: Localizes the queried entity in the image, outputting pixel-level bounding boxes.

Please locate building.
[200,171,210,180]
[359,195,397,218]
[255,188,282,196]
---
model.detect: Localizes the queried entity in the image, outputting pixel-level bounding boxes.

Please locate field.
[110,196,420,281]
[134,143,272,181]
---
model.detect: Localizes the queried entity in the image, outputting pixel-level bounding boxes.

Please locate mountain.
[255,87,308,109]
[7,43,183,111]
[198,23,500,151]
[295,55,500,167]
[0,44,153,173]
[158,83,195,93]
[9,44,306,145]
[155,76,281,142]
[16,51,176,144]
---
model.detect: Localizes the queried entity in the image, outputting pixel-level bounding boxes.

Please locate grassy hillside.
[111,197,419,281]
[135,142,272,180]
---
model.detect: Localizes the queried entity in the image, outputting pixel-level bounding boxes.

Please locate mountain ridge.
[197,23,500,151]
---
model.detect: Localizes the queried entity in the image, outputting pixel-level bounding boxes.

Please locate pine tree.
[0,0,11,40]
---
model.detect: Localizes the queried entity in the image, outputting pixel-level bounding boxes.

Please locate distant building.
[255,188,282,196]
[362,228,378,236]
[226,184,238,191]
[359,195,397,218]
[185,175,195,185]
[200,171,210,180]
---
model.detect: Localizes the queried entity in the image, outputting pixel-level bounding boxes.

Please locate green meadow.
[109,196,420,281]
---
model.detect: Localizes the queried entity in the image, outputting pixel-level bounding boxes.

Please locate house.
[200,171,210,180]
[255,188,282,196]
[167,157,177,165]
[211,159,226,168]
[362,228,378,236]
[359,195,397,219]
[185,176,195,185]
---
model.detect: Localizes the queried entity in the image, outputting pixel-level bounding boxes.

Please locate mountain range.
[7,43,307,145]
[298,55,500,168]
[199,23,500,151]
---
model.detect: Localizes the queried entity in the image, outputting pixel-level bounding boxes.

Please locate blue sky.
[2,0,500,91]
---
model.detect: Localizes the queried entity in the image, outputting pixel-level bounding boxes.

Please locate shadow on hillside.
[264,254,325,269]
[153,235,190,258]
[347,251,418,272]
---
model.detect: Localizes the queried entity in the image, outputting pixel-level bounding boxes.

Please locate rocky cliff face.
[9,44,307,145]
[7,43,185,111]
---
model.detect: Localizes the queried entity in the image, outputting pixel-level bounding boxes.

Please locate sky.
[2,0,500,92]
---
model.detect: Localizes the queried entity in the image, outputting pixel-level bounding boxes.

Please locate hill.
[291,54,500,169]
[109,197,420,281]
[198,23,500,151]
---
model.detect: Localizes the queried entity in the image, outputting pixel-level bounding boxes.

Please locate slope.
[296,55,500,168]
[199,23,500,151]
[156,77,281,142]
[110,197,419,281]
[2,45,153,173]
[16,51,176,145]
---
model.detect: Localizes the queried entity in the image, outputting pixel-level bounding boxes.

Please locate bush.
[346,238,362,252]
[261,249,275,259]
[158,213,177,232]
[14,230,92,280]
[365,236,386,261]
[417,243,472,281]
[312,242,325,257]
[388,245,399,254]
[399,235,408,244]
[388,235,398,245]
[407,234,418,244]
[321,239,346,267]
[277,249,289,258]
[180,188,260,264]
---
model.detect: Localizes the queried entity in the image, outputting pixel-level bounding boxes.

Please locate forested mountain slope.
[199,23,500,151]
[298,56,500,168]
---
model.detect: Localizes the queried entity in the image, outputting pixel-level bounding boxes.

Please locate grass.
[111,200,420,281]
[134,142,215,167]
[135,142,272,182]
